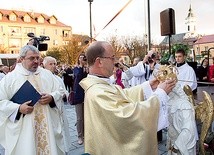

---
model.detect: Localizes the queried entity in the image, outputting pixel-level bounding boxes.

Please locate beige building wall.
[193,42,214,57]
[0,9,72,54]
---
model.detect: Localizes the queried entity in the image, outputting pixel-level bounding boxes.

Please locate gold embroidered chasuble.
[80,77,160,155]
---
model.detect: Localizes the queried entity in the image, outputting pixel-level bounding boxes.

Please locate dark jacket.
[197,65,208,86]
[72,66,87,105]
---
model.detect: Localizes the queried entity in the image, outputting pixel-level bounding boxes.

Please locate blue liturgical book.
[10,80,41,106]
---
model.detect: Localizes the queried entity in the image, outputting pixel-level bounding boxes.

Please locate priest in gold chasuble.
[80,41,176,155]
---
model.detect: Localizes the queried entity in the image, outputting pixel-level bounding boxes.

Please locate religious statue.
[154,65,198,155]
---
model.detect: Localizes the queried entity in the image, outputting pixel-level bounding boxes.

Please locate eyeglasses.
[24,56,40,61]
[99,56,115,61]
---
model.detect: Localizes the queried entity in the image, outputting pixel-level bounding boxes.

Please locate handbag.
[68,91,74,105]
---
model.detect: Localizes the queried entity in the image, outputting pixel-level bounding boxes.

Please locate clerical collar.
[176,62,185,67]
[90,74,109,79]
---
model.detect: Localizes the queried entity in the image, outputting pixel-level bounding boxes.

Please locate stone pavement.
[0,85,213,155]
[65,104,84,155]
[0,103,167,155]
[65,104,168,155]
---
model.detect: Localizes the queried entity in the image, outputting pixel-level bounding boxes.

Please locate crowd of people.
[0,42,213,155]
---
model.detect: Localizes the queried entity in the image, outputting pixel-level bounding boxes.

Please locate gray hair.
[43,56,56,66]
[19,45,39,57]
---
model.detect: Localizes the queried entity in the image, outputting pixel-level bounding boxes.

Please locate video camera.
[27,33,50,51]
[148,53,156,64]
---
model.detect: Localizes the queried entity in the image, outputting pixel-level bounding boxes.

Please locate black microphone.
[122,63,130,68]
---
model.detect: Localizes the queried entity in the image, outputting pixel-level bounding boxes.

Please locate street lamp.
[147,0,151,52]
[88,0,93,43]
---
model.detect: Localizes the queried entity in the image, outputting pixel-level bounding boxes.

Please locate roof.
[194,34,214,44]
[159,33,186,45]
[0,9,70,28]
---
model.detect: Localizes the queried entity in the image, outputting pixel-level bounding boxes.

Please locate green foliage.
[160,50,171,64]
[160,43,191,64]
[42,35,90,65]
[46,47,62,61]
[171,44,190,56]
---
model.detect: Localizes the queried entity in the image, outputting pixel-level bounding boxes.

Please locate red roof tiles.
[194,34,214,44]
[0,8,70,27]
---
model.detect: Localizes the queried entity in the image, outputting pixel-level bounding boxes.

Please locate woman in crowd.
[197,58,209,86]
[72,53,88,145]
[114,63,125,88]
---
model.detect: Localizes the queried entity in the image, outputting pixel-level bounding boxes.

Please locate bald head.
[86,41,111,67]
[85,41,115,77]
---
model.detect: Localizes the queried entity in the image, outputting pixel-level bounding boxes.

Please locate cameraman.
[145,51,160,81]
[27,38,35,46]
[27,33,49,51]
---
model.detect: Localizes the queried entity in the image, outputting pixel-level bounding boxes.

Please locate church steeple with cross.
[184,4,197,38]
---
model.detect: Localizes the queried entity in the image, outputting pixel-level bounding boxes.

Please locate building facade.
[193,34,214,62]
[0,9,72,54]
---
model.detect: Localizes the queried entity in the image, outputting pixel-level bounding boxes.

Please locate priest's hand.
[149,78,160,90]
[158,79,176,94]
[39,93,53,105]
[19,100,34,114]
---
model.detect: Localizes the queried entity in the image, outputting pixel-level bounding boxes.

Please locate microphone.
[122,63,130,68]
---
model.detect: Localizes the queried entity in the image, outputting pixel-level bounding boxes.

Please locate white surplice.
[176,63,197,90]
[0,64,65,155]
[53,74,72,153]
[129,61,147,86]
[121,69,133,88]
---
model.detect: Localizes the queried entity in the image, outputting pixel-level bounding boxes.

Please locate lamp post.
[147,0,151,52]
[88,0,93,43]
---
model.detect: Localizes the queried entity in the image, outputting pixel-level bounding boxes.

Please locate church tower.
[184,4,197,38]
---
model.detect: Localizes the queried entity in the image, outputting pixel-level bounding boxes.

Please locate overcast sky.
[1,0,214,43]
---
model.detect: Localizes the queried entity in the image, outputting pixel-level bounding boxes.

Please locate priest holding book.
[0,45,65,155]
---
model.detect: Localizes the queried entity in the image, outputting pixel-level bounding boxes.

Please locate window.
[197,47,200,53]
[62,30,70,37]
[50,18,56,24]
[0,26,3,33]
[24,27,36,34]
[53,40,58,45]
[40,28,45,35]
[9,14,17,21]
[63,41,69,45]
[38,16,44,23]
[9,27,21,34]
[9,39,21,48]
[24,15,31,22]
[205,46,208,51]
[54,29,57,35]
